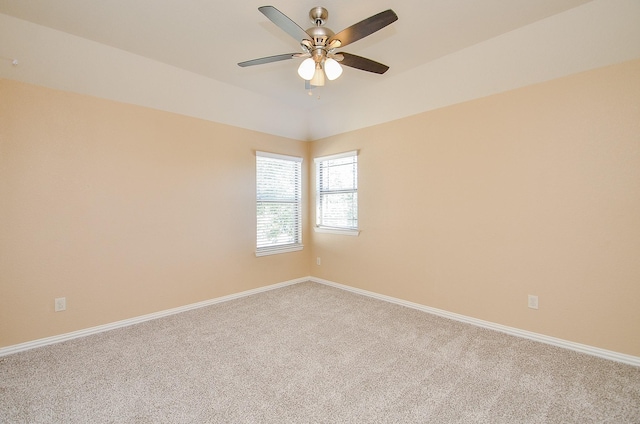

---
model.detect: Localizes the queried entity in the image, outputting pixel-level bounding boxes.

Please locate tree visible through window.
[256,151,303,256]
[315,151,358,231]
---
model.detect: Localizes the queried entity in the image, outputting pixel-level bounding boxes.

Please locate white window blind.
[315,151,358,231]
[256,151,303,256]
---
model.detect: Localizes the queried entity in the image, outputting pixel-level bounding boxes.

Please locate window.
[315,150,359,235]
[256,151,303,256]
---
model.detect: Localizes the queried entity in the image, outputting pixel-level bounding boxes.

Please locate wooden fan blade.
[339,52,389,74]
[259,6,311,43]
[238,53,298,67]
[328,9,398,48]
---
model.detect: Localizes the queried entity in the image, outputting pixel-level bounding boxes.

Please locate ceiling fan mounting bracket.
[309,6,328,26]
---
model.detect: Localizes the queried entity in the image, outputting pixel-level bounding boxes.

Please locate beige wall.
[0,79,311,347]
[2,59,639,358]
[310,59,640,357]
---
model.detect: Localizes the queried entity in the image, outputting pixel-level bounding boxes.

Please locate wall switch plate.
[55,297,66,312]
[316,257,321,265]
[528,294,539,310]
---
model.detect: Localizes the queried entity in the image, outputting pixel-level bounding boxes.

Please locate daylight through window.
[256,151,303,256]
[315,151,358,233]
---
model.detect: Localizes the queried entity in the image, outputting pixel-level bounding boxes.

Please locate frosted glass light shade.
[310,63,325,86]
[324,58,343,80]
[297,58,315,80]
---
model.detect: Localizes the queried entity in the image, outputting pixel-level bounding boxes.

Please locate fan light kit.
[238,5,398,87]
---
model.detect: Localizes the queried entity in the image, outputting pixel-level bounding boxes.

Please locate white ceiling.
[1,0,639,140]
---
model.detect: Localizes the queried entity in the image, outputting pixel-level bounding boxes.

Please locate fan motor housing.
[306,26,334,46]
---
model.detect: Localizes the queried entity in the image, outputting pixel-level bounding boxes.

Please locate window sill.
[313,227,360,236]
[255,244,304,257]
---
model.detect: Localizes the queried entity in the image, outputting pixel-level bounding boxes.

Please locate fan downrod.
[305,7,334,48]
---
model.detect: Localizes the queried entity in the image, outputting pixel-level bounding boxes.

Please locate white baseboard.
[310,277,640,367]
[3,276,639,367]
[0,277,307,358]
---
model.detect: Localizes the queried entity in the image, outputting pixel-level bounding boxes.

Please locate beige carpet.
[1,281,639,423]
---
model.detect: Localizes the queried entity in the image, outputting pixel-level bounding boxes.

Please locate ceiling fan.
[238,5,398,87]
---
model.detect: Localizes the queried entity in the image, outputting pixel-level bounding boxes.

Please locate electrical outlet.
[55,297,66,312]
[527,294,539,310]
[316,257,321,265]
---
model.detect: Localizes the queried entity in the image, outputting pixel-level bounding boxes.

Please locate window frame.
[255,151,304,256]
[314,150,360,236]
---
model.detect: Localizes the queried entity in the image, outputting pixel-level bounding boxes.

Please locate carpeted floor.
[1,281,639,423]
